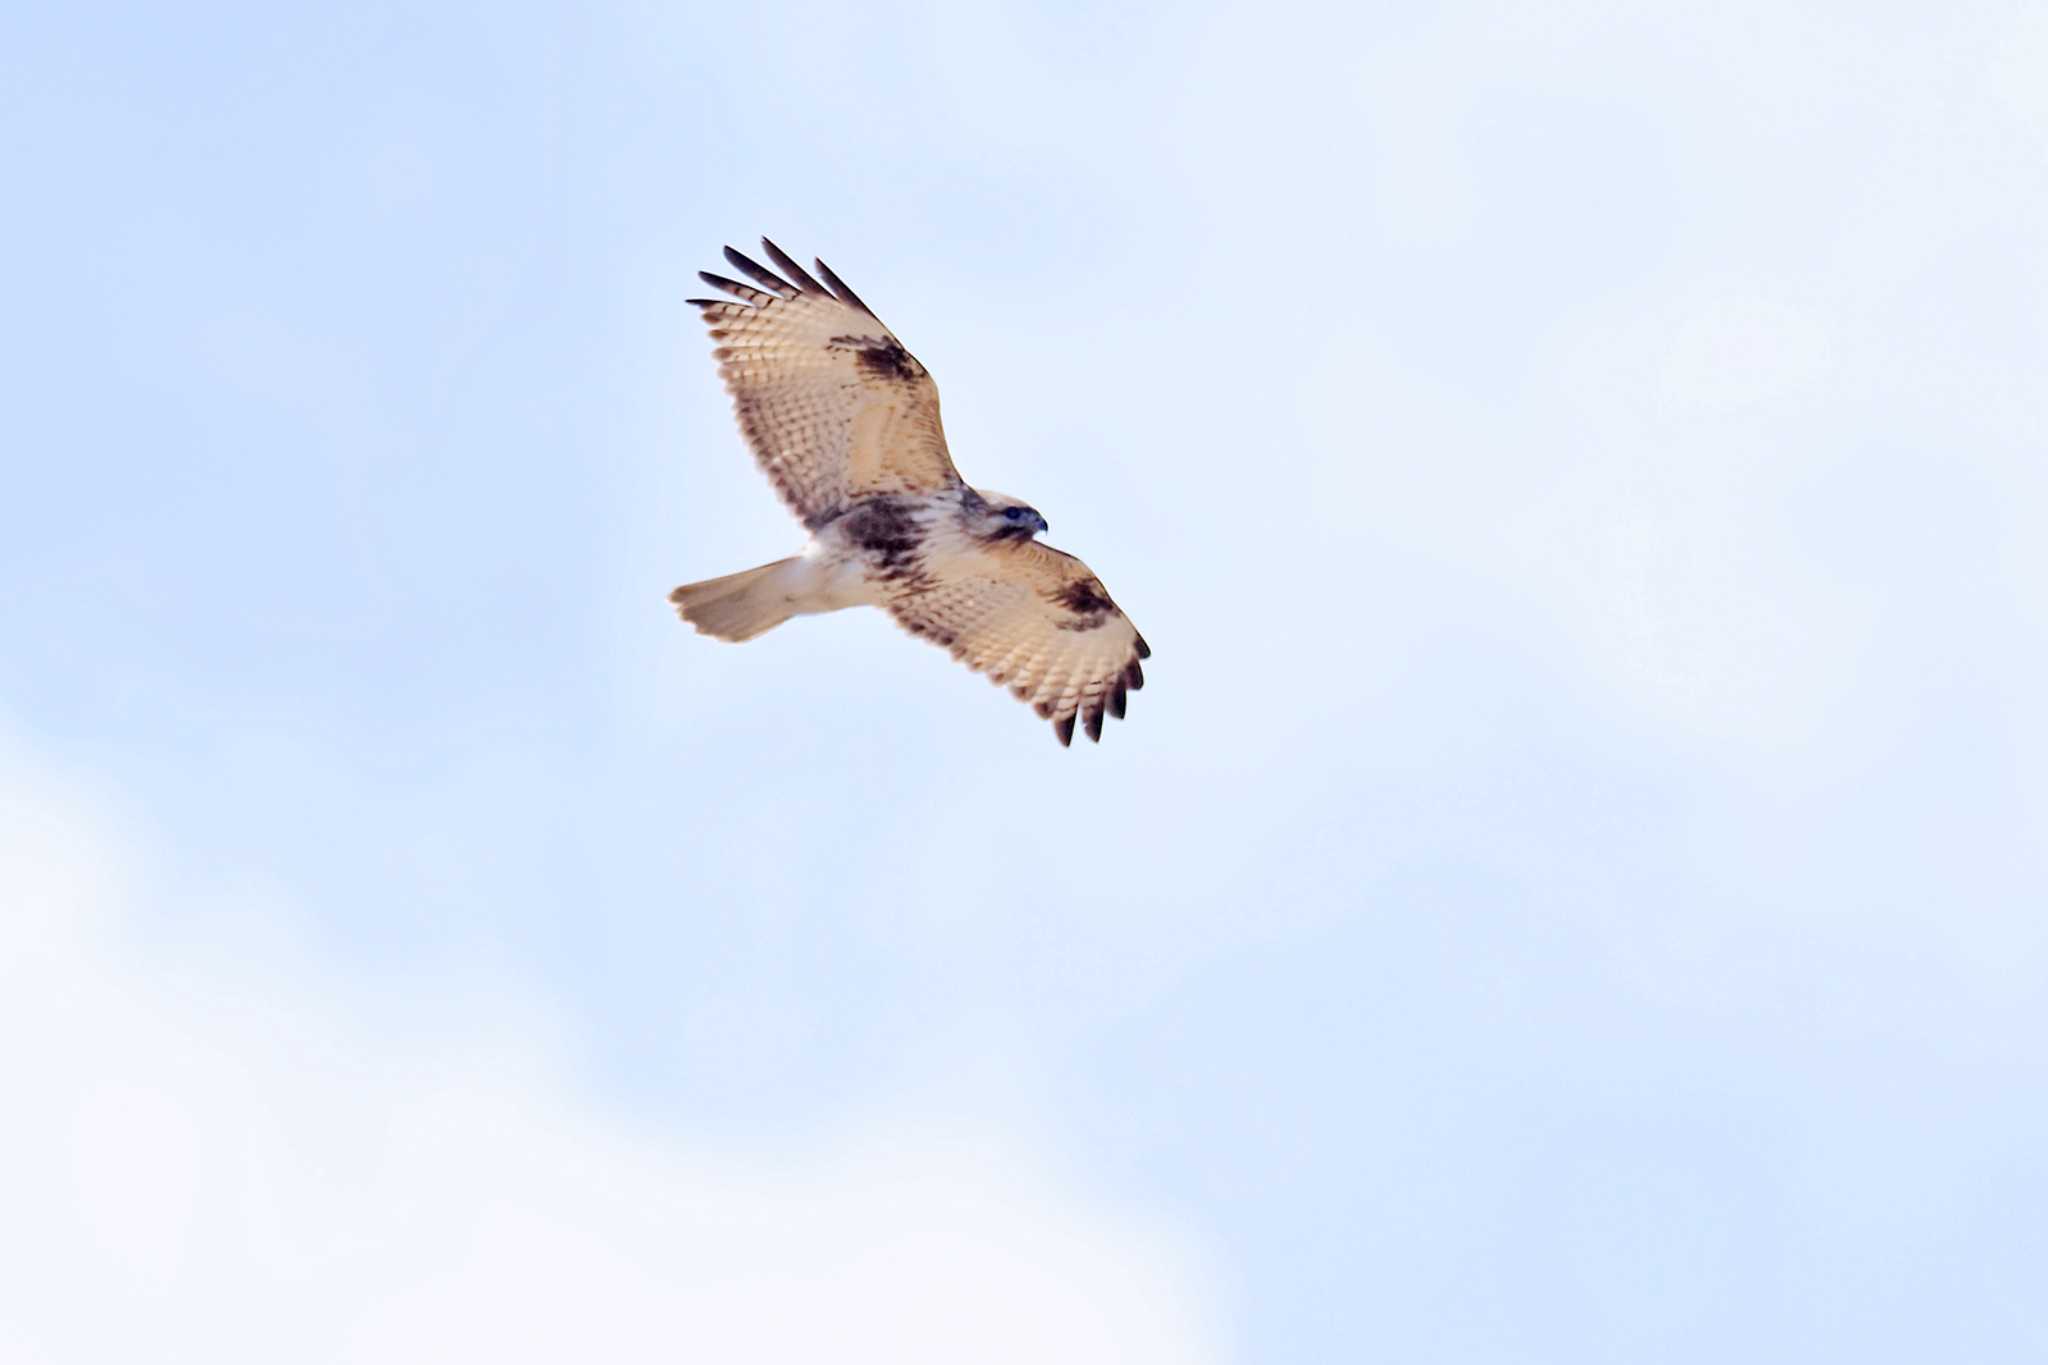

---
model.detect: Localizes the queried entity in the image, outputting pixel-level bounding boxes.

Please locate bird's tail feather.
[669,558,801,642]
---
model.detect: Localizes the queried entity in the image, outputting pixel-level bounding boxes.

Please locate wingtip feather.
[760,238,827,294]
[814,257,876,317]
[696,270,777,306]
[721,245,794,296]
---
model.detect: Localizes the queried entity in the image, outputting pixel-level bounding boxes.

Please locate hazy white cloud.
[1264,0,2048,760]
[9,2,2048,1359]
[0,740,1225,1365]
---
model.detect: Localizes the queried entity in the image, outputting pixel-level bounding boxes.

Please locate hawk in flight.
[671,239,1150,746]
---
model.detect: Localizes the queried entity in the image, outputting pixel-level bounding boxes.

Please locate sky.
[3,0,2047,1360]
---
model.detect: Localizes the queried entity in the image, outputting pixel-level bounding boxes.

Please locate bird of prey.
[671,239,1149,746]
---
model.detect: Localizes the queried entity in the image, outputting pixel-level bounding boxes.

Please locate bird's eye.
[1004,507,1024,520]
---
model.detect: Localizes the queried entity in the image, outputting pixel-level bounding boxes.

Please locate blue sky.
[5,1,2047,1359]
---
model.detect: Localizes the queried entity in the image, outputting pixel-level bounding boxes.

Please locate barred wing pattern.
[887,540,1150,746]
[687,241,960,527]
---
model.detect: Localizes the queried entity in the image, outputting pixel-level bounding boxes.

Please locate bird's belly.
[798,537,891,610]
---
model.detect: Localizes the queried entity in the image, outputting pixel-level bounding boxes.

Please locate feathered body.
[671,240,1149,746]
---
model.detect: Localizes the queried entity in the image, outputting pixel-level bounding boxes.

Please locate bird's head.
[967,489,1049,542]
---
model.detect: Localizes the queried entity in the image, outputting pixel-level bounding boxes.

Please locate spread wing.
[887,538,1151,746]
[687,240,961,528]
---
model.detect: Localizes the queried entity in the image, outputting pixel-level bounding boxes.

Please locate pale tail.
[669,558,801,642]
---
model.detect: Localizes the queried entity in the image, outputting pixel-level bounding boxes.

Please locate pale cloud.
[0,741,1226,1365]
[1270,0,2048,760]
[9,2,2048,1358]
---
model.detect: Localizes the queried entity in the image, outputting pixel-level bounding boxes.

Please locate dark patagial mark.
[828,334,924,382]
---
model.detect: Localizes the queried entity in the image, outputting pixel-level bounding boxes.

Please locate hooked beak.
[1034,512,1050,535]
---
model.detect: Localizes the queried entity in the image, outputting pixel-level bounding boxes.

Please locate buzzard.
[672,239,1150,746]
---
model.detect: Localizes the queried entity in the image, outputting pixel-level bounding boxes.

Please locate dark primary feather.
[693,270,776,305]
[813,257,876,317]
[760,238,828,295]
[721,245,795,297]
[700,244,879,323]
